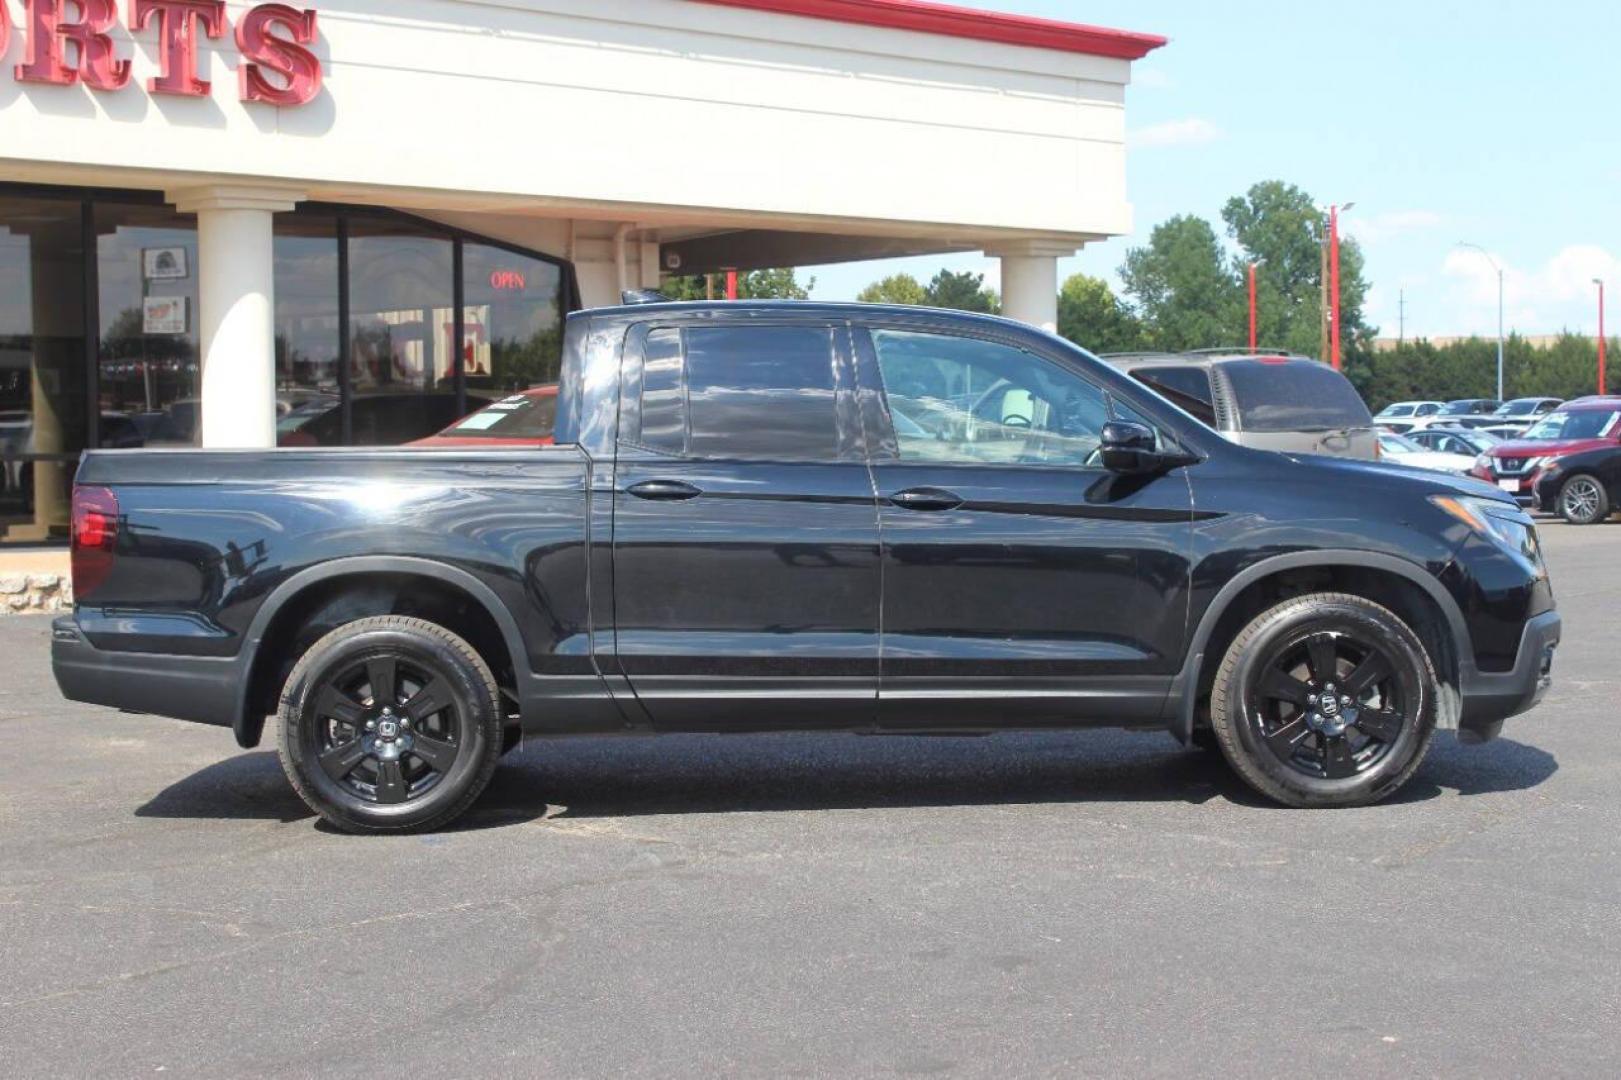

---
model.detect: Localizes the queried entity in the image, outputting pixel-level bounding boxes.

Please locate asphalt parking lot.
[2,523,1618,1078]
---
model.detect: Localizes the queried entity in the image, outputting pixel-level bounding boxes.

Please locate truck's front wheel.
[1209,593,1438,808]
[277,616,503,834]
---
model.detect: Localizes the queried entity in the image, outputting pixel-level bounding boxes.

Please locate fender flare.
[232,556,531,748]
[1168,549,1470,744]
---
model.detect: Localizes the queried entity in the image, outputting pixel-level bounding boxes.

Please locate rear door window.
[1221,361,1373,432]
[629,324,844,460]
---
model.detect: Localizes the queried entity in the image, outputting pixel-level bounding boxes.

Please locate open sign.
[489,270,527,291]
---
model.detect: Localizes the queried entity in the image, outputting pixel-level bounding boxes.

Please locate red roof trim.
[689,0,1166,60]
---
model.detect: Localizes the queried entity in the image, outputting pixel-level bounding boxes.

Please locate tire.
[1209,593,1437,808]
[277,616,503,834]
[1557,474,1610,526]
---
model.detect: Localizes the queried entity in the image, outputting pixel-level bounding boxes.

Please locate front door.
[852,324,1194,731]
[610,319,880,731]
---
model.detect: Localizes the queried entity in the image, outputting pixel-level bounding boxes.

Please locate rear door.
[852,323,1195,731]
[610,318,881,731]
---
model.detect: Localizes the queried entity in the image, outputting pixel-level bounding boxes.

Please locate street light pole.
[1324,203,1355,370]
[1459,242,1506,402]
[1597,278,1608,396]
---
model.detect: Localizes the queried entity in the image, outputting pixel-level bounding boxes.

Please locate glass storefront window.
[462,243,565,394]
[272,214,342,444]
[0,197,88,543]
[96,202,201,448]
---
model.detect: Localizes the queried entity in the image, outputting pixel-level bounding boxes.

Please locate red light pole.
[1248,262,1259,351]
[1597,278,1607,395]
[726,269,739,301]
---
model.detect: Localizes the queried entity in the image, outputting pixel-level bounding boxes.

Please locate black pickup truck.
[54,302,1560,832]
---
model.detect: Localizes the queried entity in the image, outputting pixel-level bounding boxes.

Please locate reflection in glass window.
[685,326,839,460]
[273,214,341,443]
[0,197,88,542]
[639,328,685,452]
[872,330,1108,466]
[461,244,564,395]
[1221,360,1373,433]
[96,202,200,448]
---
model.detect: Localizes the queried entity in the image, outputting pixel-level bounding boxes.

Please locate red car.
[1471,396,1621,503]
[409,385,559,448]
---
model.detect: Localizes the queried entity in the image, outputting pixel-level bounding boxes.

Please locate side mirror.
[1100,420,1164,474]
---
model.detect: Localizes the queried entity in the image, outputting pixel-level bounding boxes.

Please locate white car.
[1377,431,1476,474]
[1374,400,1446,434]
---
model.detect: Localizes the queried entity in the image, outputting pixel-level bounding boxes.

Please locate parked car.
[1479,397,1565,440]
[1532,446,1621,525]
[1373,401,1445,434]
[1471,396,1621,503]
[277,393,492,447]
[408,385,558,448]
[1105,352,1378,459]
[54,301,1559,832]
[1376,432,1477,474]
[1408,426,1502,459]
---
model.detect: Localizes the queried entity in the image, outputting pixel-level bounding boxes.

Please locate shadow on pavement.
[132,729,1560,827]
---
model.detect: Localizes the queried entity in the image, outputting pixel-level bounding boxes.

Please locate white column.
[985,240,1078,334]
[168,185,304,449]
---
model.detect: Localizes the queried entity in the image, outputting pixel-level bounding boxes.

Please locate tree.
[1056,273,1144,354]
[1119,215,1242,351]
[660,268,815,300]
[923,269,1000,314]
[1221,180,1375,364]
[857,273,928,306]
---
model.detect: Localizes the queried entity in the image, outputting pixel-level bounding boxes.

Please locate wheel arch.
[1171,550,1469,744]
[234,557,530,749]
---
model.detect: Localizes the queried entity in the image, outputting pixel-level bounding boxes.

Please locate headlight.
[1432,495,1545,572]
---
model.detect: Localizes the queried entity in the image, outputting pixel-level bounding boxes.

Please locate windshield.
[442,392,557,439]
[1379,433,1423,454]
[277,400,335,434]
[1379,404,1415,417]
[1496,399,1546,417]
[1441,400,1490,415]
[1223,361,1373,432]
[1522,410,1621,442]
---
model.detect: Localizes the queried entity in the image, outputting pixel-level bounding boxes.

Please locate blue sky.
[806,0,1620,341]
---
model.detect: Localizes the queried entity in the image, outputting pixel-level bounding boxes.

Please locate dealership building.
[0,0,1163,547]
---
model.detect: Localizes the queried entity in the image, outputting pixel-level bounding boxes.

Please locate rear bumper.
[51,617,243,732]
[1457,610,1561,743]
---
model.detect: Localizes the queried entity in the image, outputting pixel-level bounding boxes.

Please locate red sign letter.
[131,0,225,96]
[14,0,131,89]
[237,5,320,107]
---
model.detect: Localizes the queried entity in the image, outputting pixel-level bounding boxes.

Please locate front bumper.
[1457,609,1561,743]
[51,617,244,733]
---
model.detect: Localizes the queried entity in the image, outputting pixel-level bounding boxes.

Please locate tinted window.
[1129,366,1215,426]
[632,325,841,460]
[1222,361,1373,432]
[687,327,838,459]
[872,330,1113,466]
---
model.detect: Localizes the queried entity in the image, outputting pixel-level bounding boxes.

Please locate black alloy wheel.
[1209,593,1438,808]
[1246,630,1409,781]
[278,616,503,833]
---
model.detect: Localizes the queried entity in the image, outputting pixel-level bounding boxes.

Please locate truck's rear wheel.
[277,616,502,834]
[1209,593,1437,808]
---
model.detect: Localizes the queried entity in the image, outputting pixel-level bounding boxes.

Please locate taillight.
[71,485,119,601]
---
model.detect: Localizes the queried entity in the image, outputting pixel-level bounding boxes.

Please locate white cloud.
[1344,210,1444,243]
[1435,244,1618,335]
[1131,67,1174,90]
[1128,117,1222,149]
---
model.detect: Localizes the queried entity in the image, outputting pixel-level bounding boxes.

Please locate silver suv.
[1101,351,1377,460]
